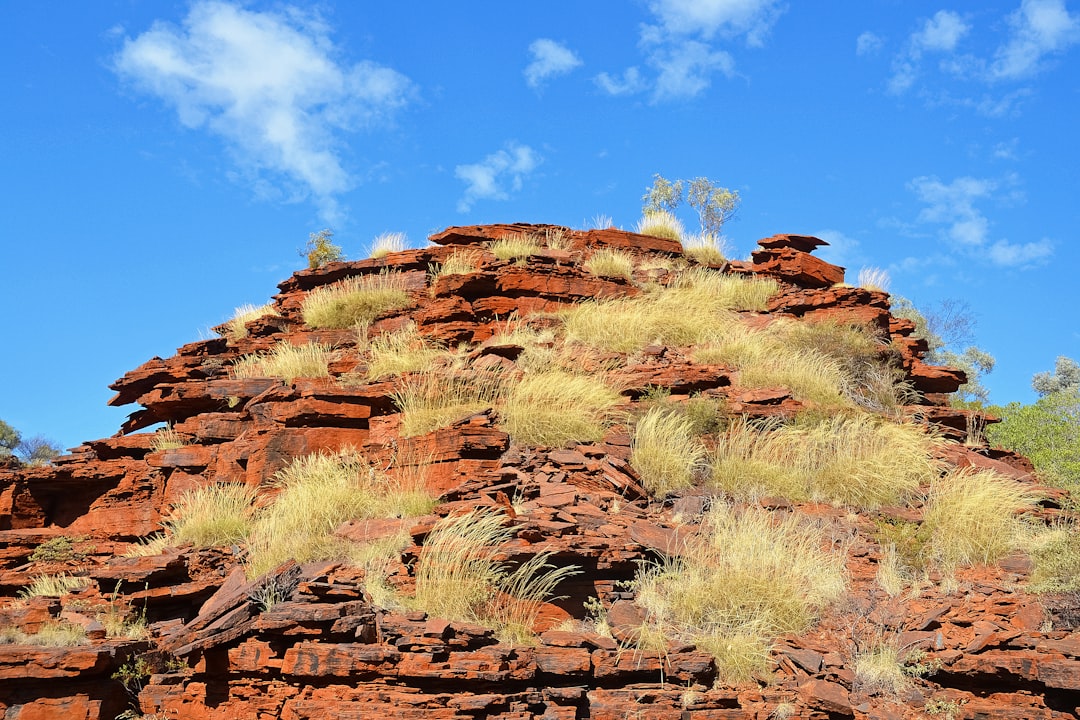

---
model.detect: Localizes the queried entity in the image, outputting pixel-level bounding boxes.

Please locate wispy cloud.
[856,31,884,57]
[908,174,1052,267]
[888,10,970,94]
[524,39,583,88]
[596,0,784,102]
[814,229,866,269]
[454,143,541,213]
[990,0,1080,79]
[113,0,414,222]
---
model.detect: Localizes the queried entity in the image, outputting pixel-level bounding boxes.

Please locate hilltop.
[1,224,1076,720]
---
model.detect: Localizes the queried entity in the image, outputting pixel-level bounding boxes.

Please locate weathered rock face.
[0,225,1071,720]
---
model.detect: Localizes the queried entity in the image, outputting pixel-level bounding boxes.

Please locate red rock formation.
[1,225,1070,720]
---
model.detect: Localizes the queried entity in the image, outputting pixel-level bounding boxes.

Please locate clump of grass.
[635,504,846,682]
[431,249,483,282]
[500,370,623,447]
[709,414,938,509]
[560,269,777,354]
[412,509,580,644]
[631,407,708,497]
[219,303,275,342]
[858,267,891,293]
[363,323,450,381]
[301,272,411,329]
[636,210,684,241]
[124,533,170,557]
[370,231,407,259]
[392,372,505,437]
[853,641,912,695]
[490,233,543,263]
[246,449,436,578]
[922,469,1039,571]
[231,341,333,382]
[149,424,187,451]
[18,574,90,599]
[164,483,257,548]
[1028,522,1080,593]
[1,621,88,647]
[584,248,635,280]
[682,233,727,265]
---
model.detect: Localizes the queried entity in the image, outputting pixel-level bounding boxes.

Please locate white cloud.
[908,174,1053,267]
[856,31,884,57]
[113,1,413,221]
[987,238,1054,265]
[910,175,996,246]
[888,11,969,94]
[649,40,736,101]
[813,229,865,269]
[912,10,970,54]
[455,143,541,213]
[594,67,647,95]
[524,39,583,88]
[647,0,786,46]
[991,0,1080,79]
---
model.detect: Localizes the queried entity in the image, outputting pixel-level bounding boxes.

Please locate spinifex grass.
[392,372,506,437]
[231,341,333,382]
[631,406,708,497]
[411,509,580,644]
[220,303,275,341]
[583,248,636,280]
[362,323,451,381]
[709,414,939,509]
[635,210,684,241]
[634,504,846,682]
[499,370,623,447]
[163,482,257,548]
[301,271,410,329]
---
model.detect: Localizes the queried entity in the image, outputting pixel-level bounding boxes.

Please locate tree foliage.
[1032,356,1080,397]
[0,419,62,464]
[987,389,1080,491]
[303,228,343,269]
[642,174,740,240]
[0,419,19,459]
[891,296,993,405]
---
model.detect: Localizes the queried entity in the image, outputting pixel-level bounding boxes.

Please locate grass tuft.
[857,267,891,293]
[231,341,332,382]
[490,234,543,263]
[500,370,623,447]
[392,372,505,437]
[631,407,708,497]
[584,248,635,280]
[709,414,938,509]
[220,303,275,341]
[682,233,727,265]
[363,323,450,381]
[302,272,411,329]
[164,483,257,548]
[636,210,684,241]
[635,504,846,682]
[370,231,407,259]
[18,574,90,599]
[149,424,187,451]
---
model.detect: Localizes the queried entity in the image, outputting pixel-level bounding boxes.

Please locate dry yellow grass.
[370,231,407,259]
[636,210,683,241]
[220,303,276,341]
[490,234,543,263]
[301,272,411,329]
[163,482,257,548]
[682,233,727,265]
[363,323,450,381]
[231,341,332,382]
[500,370,623,447]
[584,248,635,280]
[392,372,505,437]
[635,504,846,682]
[631,407,708,497]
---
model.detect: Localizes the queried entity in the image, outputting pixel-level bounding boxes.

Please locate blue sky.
[2,0,1078,451]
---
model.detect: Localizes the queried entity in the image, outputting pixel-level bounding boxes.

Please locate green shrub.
[29,536,85,563]
[304,228,343,269]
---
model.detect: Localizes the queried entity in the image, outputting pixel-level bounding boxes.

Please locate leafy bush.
[631,407,707,497]
[301,272,411,329]
[29,536,85,563]
[231,341,332,382]
[634,505,846,682]
[304,228,343,269]
[986,389,1080,492]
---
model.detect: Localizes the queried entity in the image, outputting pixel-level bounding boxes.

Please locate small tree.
[987,389,1080,491]
[642,174,683,215]
[1032,356,1080,397]
[0,419,19,459]
[686,177,740,239]
[17,436,63,465]
[303,229,343,269]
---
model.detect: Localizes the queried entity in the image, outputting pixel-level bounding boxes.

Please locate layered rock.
[0,225,1069,720]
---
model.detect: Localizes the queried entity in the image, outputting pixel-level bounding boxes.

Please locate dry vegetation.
[302,272,411,329]
[231,341,333,382]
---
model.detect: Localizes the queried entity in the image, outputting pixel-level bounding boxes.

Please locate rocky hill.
[1,224,1076,720]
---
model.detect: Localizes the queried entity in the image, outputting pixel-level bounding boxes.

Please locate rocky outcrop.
[0,225,1069,720]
